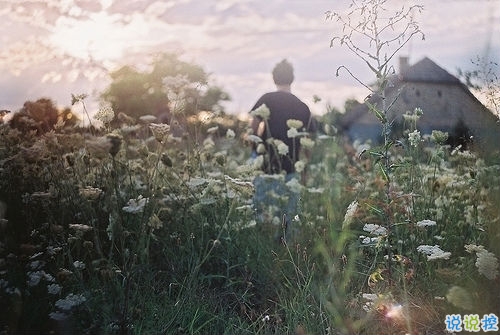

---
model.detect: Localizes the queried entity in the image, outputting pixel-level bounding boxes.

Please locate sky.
[0,0,499,121]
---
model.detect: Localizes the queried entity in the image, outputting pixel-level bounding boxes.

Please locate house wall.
[346,81,500,150]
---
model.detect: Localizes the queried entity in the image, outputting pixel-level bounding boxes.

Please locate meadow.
[0,92,499,335]
[1,1,499,333]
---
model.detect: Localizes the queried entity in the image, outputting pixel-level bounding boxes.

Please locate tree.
[457,56,500,120]
[101,53,230,121]
[9,98,79,135]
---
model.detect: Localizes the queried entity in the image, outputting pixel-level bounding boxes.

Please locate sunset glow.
[0,0,498,115]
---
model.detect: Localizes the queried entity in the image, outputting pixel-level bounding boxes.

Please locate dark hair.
[272,59,294,85]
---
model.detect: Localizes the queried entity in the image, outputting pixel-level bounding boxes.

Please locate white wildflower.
[207,125,219,134]
[475,250,499,280]
[465,244,485,253]
[417,244,451,260]
[163,74,191,90]
[294,160,306,173]
[73,261,86,270]
[251,104,270,120]
[122,195,148,214]
[29,260,44,270]
[465,245,499,280]
[47,283,62,295]
[203,136,215,149]
[55,293,86,311]
[69,224,93,232]
[226,128,235,139]
[431,130,449,144]
[247,134,263,143]
[187,177,209,188]
[49,311,68,321]
[287,127,299,138]
[299,137,315,149]
[416,219,437,228]
[275,140,289,155]
[286,119,303,129]
[149,123,170,142]
[363,223,387,236]
[446,286,473,310]
[27,270,54,287]
[307,187,324,194]
[139,115,157,123]
[94,105,115,124]
[408,130,422,147]
[362,293,378,301]
[360,235,380,244]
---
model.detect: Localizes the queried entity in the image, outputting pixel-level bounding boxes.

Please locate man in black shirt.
[250,59,316,175]
[249,59,316,239]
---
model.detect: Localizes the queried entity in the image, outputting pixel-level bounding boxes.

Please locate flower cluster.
[94,105,115,124]
[417,244,451,260]
[251,104,270,120]
[122,195,148,214]
[149,123,171,142]
[408,129,422,147]
[465,244,499,280]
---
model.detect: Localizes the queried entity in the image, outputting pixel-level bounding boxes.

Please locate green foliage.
[9,98,79,135]
[101,53,230,121]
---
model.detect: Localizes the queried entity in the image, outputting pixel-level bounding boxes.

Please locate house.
[339,56,500,151]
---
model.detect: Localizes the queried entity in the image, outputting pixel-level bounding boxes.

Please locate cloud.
[0,0,498,118]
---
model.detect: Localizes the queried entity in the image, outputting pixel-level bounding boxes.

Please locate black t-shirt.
[251,91,315,174]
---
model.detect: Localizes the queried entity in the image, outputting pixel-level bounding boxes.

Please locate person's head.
[272,59,294,86]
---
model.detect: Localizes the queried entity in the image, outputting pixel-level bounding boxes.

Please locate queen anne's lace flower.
[47,283,62,295]
[465,244,499,280]
[149,123,170,142]
[294,160,306,173]
[287,127,299,138]
[55,293,86,311]
[94,106,115,124]
[446,286,473,310]
[300,137,315,149]
[286,119,303,129]
[122,195,148,214]
[275,140,289,155]
[73,261,86,270]
[416,219,436,227]
[226,129,235,139]
[363,223,387,236]
[475,250,499,280]
[408,130,422,147]
[251,104,270,120]
[417,244,451,260]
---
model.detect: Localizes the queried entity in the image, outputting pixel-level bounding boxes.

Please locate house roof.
[339,56,489,130]
[401,57,461,84]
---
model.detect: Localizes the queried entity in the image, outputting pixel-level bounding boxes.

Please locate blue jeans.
[252,172,300,233]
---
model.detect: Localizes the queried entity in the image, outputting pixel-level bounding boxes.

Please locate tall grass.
[0,89,499,334]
